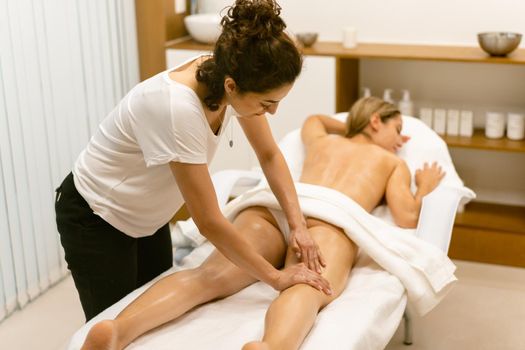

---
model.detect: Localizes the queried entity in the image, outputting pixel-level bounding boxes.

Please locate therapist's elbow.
[193,214,225,240]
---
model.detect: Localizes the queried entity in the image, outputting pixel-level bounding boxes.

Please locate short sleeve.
[129,84,208,167]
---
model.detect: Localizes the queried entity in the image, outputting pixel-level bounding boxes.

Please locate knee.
[193,263,249,298]
[282,284,327,306]
[284,281,341,309]
[194,262,239,285]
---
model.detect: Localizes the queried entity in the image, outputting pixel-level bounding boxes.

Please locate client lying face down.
[242,96,445,350]
[81,96,444,350]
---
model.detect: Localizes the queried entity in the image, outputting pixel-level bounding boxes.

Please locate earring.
[229,117,234,148]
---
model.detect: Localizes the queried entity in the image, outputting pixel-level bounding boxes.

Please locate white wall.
[199,0,525,47]
[280,0,525,47]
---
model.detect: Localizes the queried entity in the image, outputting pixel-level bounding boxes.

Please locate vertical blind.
[0,0,139,322]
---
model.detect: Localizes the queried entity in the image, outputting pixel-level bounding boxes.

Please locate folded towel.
[222,183,457,316]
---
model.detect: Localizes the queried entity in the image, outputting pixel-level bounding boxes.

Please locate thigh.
[137,223,173,287]
[285,218,357,298]
[195,206,287,293]
[56,173,139,320]
[204,206,287,266]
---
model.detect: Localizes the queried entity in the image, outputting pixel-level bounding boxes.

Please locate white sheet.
[67,244,407,350]
[67,114,474,350]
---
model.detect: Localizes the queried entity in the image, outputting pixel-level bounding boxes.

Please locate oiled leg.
[81,207,286,350]
[244,221,357,350]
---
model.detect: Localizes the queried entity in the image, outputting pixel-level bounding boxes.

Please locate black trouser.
[55,173,173,321]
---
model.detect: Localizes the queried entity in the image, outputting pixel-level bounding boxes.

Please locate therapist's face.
[224,79,293,118]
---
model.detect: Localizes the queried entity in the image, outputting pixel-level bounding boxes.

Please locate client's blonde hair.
[345,96,401,138]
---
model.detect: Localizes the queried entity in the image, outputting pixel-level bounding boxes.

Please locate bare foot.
[81,320,120,350]
[242,341,271,350]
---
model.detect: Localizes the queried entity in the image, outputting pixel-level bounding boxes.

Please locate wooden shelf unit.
[167,38,525,267]
[449,202,525,267]
[455,202,525,235]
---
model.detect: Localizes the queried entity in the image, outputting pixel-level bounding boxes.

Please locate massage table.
[67,114,474,350]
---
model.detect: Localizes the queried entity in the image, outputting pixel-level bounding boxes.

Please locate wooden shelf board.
[302,42,525,65]
[166,39,525,65]
[454,201,525,235]
[442,129,525,153]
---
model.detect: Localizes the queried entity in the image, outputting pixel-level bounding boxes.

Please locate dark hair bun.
[222,0,286,40]
[196,0,302,111]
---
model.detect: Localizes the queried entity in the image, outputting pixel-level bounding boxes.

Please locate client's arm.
[301,114,346,145]
[385,161,445,228]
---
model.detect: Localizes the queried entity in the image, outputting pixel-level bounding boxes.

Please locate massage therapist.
[55,0,330,321]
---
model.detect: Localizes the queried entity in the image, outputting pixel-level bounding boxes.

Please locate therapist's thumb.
[290,241,301,259]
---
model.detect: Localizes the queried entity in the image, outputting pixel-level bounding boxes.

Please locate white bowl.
[184,14,222,44]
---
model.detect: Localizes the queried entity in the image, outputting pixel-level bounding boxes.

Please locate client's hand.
[274,263,332,295]
[289,227,326,274]
[415,161,446,195]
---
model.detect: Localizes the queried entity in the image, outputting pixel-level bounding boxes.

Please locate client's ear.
[369,113,382,131]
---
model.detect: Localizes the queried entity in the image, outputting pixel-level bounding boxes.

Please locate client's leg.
[243,219,357,350]
[81,207,286,350]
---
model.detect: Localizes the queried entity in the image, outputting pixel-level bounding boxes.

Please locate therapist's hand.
[274,263,332,295]
[289,227,326,274]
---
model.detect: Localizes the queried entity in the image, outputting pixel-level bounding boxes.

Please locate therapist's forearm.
[200,217,280,286]
[259,151,306,231]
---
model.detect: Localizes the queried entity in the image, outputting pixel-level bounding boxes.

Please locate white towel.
[222,182,457,316]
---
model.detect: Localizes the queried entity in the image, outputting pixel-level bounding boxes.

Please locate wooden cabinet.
[167,39,525,267]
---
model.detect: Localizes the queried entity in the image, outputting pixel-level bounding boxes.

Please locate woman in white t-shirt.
[55,0,330,326]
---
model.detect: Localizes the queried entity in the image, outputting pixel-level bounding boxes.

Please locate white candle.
[485,112,505,139]
[507,113,525,140]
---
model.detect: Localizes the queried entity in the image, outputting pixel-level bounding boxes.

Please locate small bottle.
[419,107,433,128]
[398,89,414,116]
[446,109,460,136]
[362,87,372,98]
[459,110,474,137]
[433,108,447,135]
[383,89,395,104]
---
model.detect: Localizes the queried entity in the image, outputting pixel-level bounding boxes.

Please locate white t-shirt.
[73,56,232,237]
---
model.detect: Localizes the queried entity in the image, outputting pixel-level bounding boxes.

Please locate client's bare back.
[300,135,400,213]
